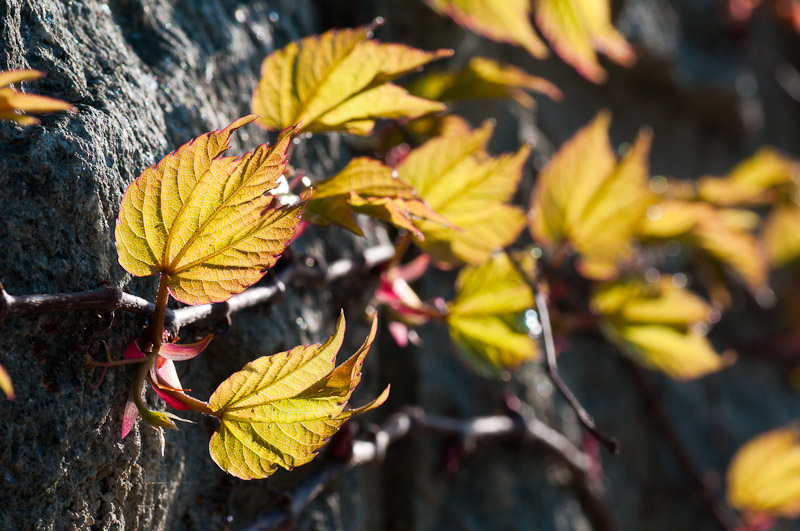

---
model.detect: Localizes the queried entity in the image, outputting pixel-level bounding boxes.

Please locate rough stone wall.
[1,1,800,530]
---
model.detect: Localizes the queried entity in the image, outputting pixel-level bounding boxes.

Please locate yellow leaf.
[592,278,732,379]
[425,0,549,58]
[0,363,13,400]
[252,25,449,135]
[727,425,800,520]
[0,69,74,125]
[447,252,538,375]
[698,148,800,206]
[408,56,562,110]
[763,205,800,267]
[116,116,304,304]
[305,157,449,238]
[208,314,389,479]
[398,122,529,265]
[529,112,654,280]
[535,0,636,83]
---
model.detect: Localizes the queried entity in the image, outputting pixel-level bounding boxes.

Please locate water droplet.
[691,322,709,336]
[235,8,247,23]
[664,240,681,257]
[650,176,668,194]
[226,516,234,523]
[530,247,542,259]
[646,205,662,221]
[523,309,542,337]
[644,268,661,283]
[618,142,632,156]
[268,11,280,23]
[295,317,308,331]
[671,272,688,288]
[301,176,312,187]
[707,308,721,324]
[537,380,553,398]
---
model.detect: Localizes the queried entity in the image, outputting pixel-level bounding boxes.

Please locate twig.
[241,406,617,531]
[629,363,739,531]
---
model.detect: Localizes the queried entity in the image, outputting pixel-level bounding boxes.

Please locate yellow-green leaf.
[727,425,800,520]
[592,278,732,380]
[447,252,538,375]
[252,25,449,135]
[425,0,549,58]
[763,205,800,267]
[398,122,529,266]
[408,56,562,110]
[535,0,636,83]
[305,157,449,238]
[529,112,654,280]
[115,115,304,304]
[698,148,800,206]
[0,363,13,400]
[0,69,74,125]
[208,314,389,479]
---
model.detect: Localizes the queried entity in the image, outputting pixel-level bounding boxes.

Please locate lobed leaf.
[425,0,549,58]
[529,112,654,280]
[208,314,389,479]
[726,425,800,520]
[252,25,449,135]
[0,69,74,125]
[115,115,305,304]
[305,157,449,238]
[592,278,732,380]
[534,0,636,83]
[446,251,538,375]
[398,121,529,266]
[408,56,562,110]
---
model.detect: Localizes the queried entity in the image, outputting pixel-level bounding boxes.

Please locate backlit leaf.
[425,0,549,58]
[0,363,13,400]
[305,157,449,238]
[398,121,529,266]
[252,25,449,135]
[727,425,800,520]
[529,112,654,280]
[115,115,304,304]
[697,148,800,206]
[408,56,562,110]
[0,69,74,125]
[447,252,538,375]
[763,205,800,267]
[535,0,636,83]
[208,314,389,479]
[592,278,732,379]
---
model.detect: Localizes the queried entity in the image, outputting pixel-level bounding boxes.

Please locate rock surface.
[1,1,799,530]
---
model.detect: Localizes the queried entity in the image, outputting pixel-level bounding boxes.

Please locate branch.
[241,406,618,531]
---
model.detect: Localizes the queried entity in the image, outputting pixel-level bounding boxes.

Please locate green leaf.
[398,122,529,266]
[446,252,538,375]
[208,314,389,479]
[115,115,305,304]
[305,157,450,238]
[252,25,450,135]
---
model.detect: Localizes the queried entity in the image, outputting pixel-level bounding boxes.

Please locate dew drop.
[268,11,280,22]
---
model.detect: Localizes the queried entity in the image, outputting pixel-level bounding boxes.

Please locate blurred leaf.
[447,252,538,375]
[697,148,800,206]
[398,121,529,266]
[305,157,449,238]
[640,200,768,298]
[0,363,13,401]
[252,25,449,135]
[727,425,800,521]
[529,112,654,280]
[409,56,562,110]
[208,314,388,479]
[116,116,304,305]
[592,278,732,379]
[534,0,636,83]
[0,69,74,125]
[425,0,549,58]
[763,205,800,267]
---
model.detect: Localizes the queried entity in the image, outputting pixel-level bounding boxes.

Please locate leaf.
[305,157,449,238]
[0,69,74,125]
[763,205,800,267]
[252,25,450,135]
[592,278,733,380]
[446,251,539,375]
[208,314,389,479]
[0,363,14,401]
[534,0,636,83]
[727,425,800,520]
[529,112,654,280]
[425,0,549,58]
[697,148,800,206]
[408,56,562,110]
[398,121,529,266]
[640,200,769,298]
[115,115,305,305]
